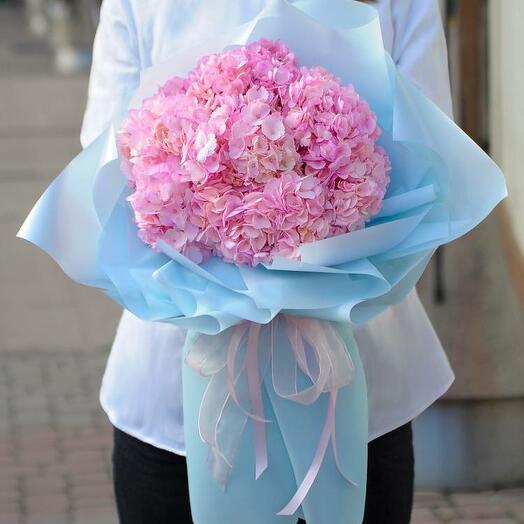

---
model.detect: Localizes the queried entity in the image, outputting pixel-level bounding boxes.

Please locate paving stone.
[0,418,14,431]
[71,482,113,498]
[448,520,516,524]
[0,474,19,488]
[73,497,116,511]
[457,502,508,519]
[23,477,67,497]
[0,135,82,177]
[0,500,20,516]
[25,519,70,524]
[450,492,497,506]
[0,75,87,134]
[0,487,19,504]
[414,490,448,508]
[433,505,459,520]
[496,488,524,504]
[0,305,85,352]
[68,472,112,487]
[74,516,119,524]
[12,407,52,428]
[63,434,112,453]
[509,500,524,520]
[411,507,439,522]
[17,429,59,447]
[73,504,117,518]
[18,453,61,471]
[25,492,69,513]
[0,511,21,524]
[0,453,17,467]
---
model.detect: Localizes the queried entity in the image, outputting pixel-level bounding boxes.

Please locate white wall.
[489,0,524,253]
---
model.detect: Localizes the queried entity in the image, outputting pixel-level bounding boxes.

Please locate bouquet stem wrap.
[183,318,368,523]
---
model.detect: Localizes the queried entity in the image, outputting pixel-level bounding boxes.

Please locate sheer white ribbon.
[185,315,357,514]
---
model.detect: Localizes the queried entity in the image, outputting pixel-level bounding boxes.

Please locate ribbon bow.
[185,314,357,515]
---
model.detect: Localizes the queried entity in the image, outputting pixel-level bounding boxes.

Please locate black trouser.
[112,422,414,524]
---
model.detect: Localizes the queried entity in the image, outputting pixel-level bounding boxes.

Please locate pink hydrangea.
[118,38,390,266]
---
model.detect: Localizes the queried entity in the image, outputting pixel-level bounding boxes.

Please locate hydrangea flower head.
[118,39,390,266]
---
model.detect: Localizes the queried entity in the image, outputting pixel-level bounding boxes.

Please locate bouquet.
[18,2,506,523]
[118,38,390,267]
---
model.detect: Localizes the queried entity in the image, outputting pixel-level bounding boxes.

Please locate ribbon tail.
[246,322,269,479]
[226,323,271,424]
[277,390,338,516]
[197,369,245,487]
[331,421,359,488]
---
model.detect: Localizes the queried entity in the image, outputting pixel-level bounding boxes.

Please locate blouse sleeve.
[391,0,453,118]
[80,0,141,147]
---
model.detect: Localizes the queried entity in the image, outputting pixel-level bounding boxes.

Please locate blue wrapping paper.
[182,324,368,524]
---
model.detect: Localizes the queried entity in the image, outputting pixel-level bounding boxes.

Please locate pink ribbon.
[185,315,356,515]
[278,390,337,515]
[245,322,268,479]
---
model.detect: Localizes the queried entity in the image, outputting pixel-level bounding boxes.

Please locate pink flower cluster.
[118,39,390,266]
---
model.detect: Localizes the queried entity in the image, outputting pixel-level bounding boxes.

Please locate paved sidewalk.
[0,1,121,355]
[0,3,118,523]
[1,349,524,524]
[0,350,115,524]
[412,490,524,524]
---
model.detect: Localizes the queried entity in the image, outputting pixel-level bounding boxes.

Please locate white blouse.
[82,0,454,455]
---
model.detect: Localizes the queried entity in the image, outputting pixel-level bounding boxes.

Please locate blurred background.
[0,0,522,523]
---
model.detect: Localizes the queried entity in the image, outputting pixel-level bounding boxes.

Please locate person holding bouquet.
[21,0,505,522]
[79,1,454,523]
